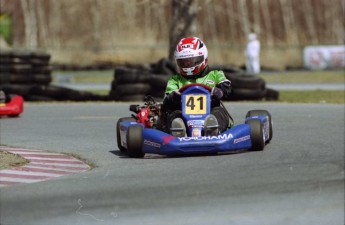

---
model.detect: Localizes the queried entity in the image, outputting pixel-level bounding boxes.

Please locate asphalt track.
[0,102,344,225]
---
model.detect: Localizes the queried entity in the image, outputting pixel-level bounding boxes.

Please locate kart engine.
[129,95,161,128]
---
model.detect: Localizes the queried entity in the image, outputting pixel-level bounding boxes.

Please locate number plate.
[184,94,207,115]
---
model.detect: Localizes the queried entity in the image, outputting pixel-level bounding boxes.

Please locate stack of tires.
[209,65,279,101]
[0,50,51,86]
[225,70,267,101]
[0,50,105,101]
[110,59,279,102]
[109,59,175,101]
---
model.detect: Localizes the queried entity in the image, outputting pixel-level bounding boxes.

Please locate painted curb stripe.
[12,167,73,175]
[0,173,52,179]
[28,159,85,164]
[27,163,89,170]
[13,154,74,159]
[0,147,91,187]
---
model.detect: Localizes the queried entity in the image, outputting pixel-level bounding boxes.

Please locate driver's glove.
[167,90,181,103]
[211,87,223,100]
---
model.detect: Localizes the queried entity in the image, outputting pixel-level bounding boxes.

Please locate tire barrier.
[110,58,279,101]
[0,50,107,101]
[0,83,107,101]
[0,50,52,86]
[224,71,269,101]
[1,52,279,101]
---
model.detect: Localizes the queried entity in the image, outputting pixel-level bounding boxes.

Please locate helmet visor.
[176,56,204,68]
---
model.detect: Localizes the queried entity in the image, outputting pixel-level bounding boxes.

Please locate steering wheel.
[178,83,212,93]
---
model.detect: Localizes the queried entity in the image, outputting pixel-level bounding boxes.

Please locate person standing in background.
[245,33,261,74]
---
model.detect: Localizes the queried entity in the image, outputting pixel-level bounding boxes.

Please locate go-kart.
[0,94,24,117]
[116,84,272,158]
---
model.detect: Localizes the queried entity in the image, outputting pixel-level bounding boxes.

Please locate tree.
[168,0,198,61]
[21,0,38,49]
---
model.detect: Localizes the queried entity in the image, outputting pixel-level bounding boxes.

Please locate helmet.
[174,37,208,78]
[248,33,257,41]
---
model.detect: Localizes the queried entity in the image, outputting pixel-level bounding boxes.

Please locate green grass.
[260,70,344,83]
[279,90,344,104]
[0,151,29,170]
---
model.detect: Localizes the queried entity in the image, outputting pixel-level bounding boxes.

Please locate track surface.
[0,102,344,225]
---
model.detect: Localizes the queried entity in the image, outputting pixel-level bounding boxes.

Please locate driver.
[160,36,233,136]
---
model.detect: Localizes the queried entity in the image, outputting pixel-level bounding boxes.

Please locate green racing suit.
[165,70,230,94]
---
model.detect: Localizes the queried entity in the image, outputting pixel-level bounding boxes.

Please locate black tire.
[110,79,118,90]
[114,67,150,83]
[265,88,279,101]
[9,74,33,84]
[24,94,55,101]
[119,94,146,102]
[0,84,35,97]
[31,65,52,74]
[0,73,11,84]
[225,73,265,90]
[127,125,144,158]
[228,88,267,101]
[148,74,168,98]
[246,119,265,151]
[246,110,273,143]
[116,83,151,96]
[153,58,177,75]
[108,89,119,100]
[32,74,52,85]
[150,74,169,89]
[116,117,136,152]
[0,64,32,74]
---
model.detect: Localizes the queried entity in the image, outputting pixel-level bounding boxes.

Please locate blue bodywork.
[119,115,269,156]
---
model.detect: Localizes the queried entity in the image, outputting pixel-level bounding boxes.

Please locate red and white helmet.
[174,37,208,78]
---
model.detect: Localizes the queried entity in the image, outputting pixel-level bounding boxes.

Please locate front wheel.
[127,125,144,158]
[246,119,265,151]
[246,109,273,143]
[116,117,136,152]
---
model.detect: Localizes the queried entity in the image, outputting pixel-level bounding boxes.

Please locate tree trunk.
[21,0,38,49]
[280,0,298,45]
[261,0,274,46]
[303,0,318,44]
[36,2,48,49]
[238,0,250,35]
[168,0,198,61]
[91,0,101,52]
[252,0,261,35]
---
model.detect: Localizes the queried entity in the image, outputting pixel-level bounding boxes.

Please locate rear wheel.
[246,110,273,143]
[116,117,136,152]
[246,119,265,151]
[127,125,144,158]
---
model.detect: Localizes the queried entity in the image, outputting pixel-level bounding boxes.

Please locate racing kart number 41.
[116,84,273,158]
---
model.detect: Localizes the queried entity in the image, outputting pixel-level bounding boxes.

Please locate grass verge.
[0,151,29,170]
[260,70,344,83]
[279,90,344,104]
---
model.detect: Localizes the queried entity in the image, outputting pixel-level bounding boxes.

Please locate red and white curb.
[0,146,91,187]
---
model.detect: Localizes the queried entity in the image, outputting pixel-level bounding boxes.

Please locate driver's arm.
[216,80,232,99]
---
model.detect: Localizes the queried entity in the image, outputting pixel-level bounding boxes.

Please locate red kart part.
[129,96,161,128]
[137,107,152,128]
[0,95,24,117]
